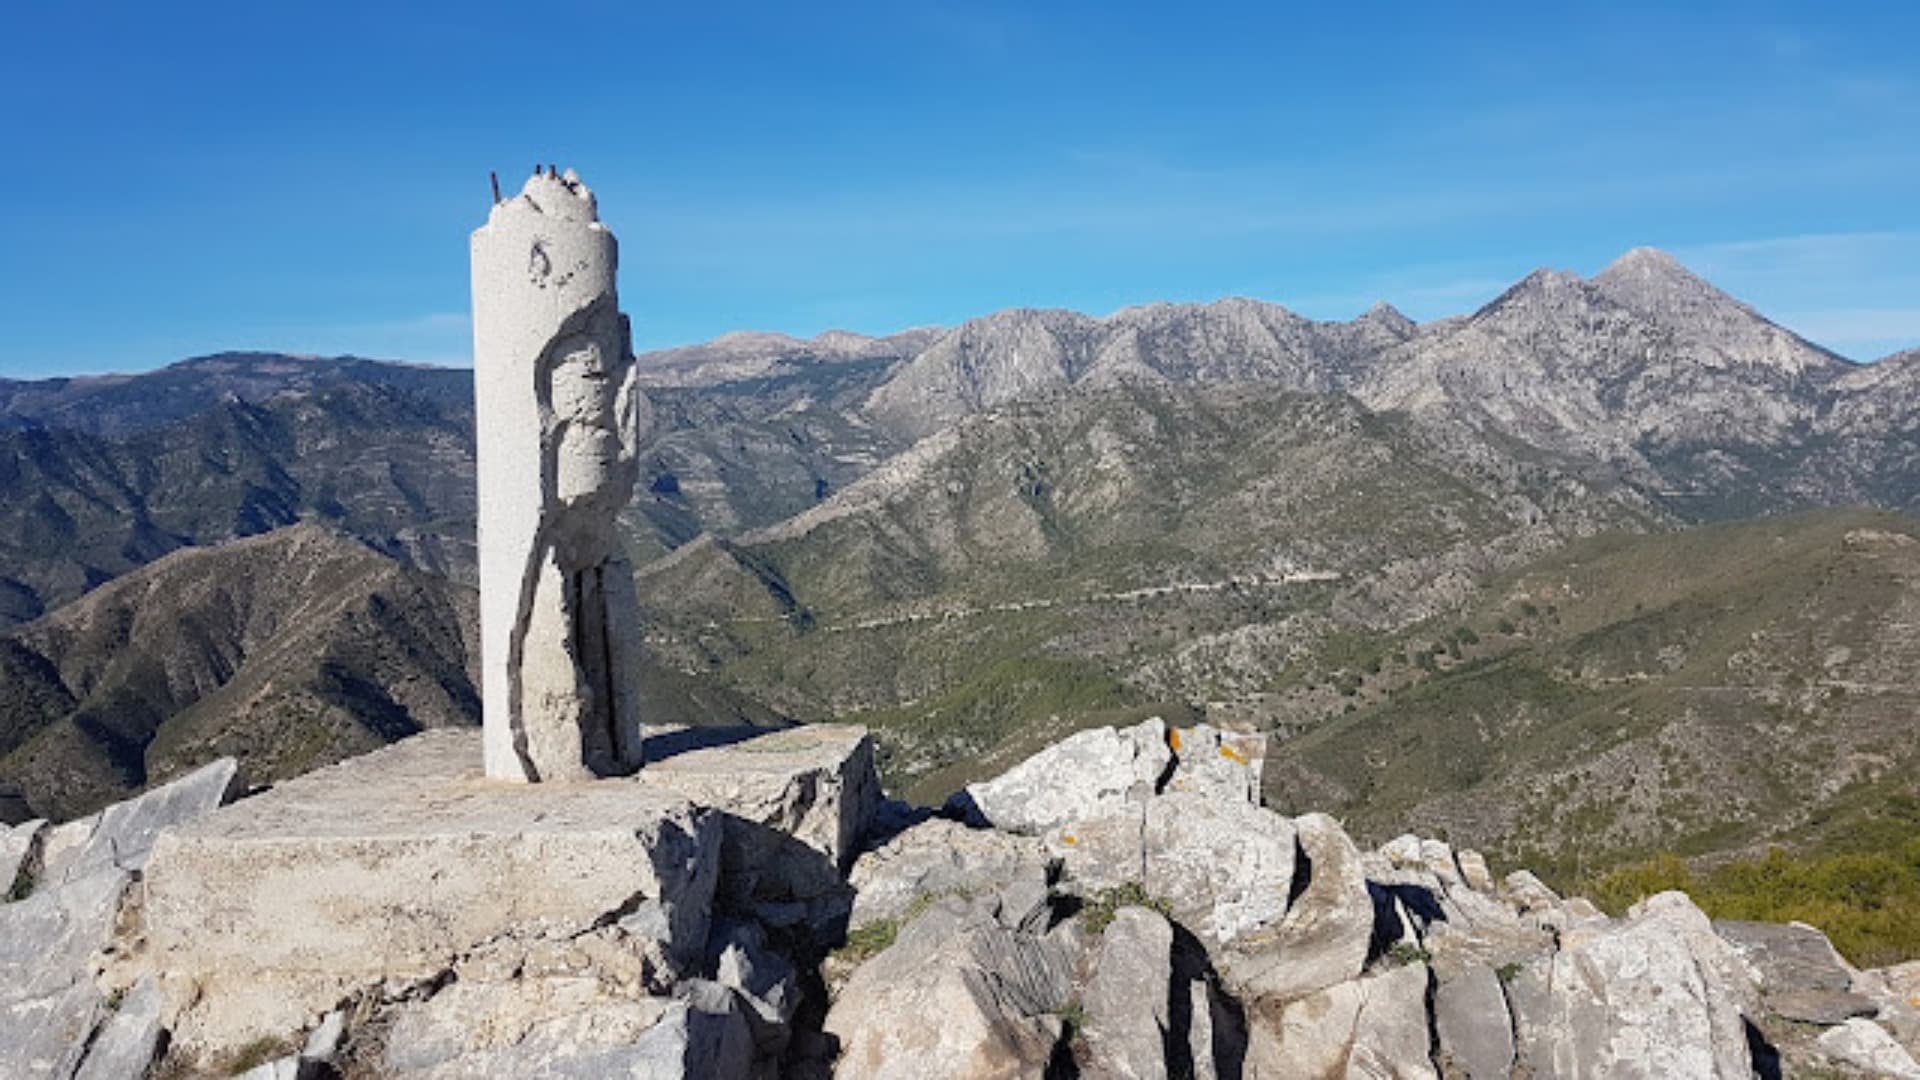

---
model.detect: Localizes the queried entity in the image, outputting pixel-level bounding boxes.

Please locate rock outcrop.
[3,717,1915,1079]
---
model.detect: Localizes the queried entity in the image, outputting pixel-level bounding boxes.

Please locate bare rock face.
[1161,723,1265,805]
[1049,791,1297,947]
[1219,811,1371,1000]
[823,897,1067,1080]
[956,717,1171,835]
[1816,1018,1920,1078]
[1433,964,1514,1079]
[643,724,880,931]
[1508,891,1756,1079]
[471,168,649,784]
[847,817,1051,928]
[0,761,236,1080]
[1081,906,1175,1080]
[0,818,44,897]
[1243,961,1436,1079]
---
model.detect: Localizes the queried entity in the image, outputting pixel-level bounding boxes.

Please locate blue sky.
[1,1,1916,377]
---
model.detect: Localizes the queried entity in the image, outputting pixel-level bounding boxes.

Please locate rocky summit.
[4,719,1918,1078]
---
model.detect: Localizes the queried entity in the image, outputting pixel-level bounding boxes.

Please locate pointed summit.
[1594,246,1709,291]
[1590,245,1844,376]
[1359,300,1416,335]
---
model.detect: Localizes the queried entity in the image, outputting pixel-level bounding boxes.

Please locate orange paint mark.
[1220,745,1248,765]
[1168,729,1183,752]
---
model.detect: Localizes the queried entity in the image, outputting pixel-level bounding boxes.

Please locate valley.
[2,247,1917,898]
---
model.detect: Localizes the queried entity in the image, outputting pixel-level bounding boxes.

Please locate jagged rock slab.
[848,817,1051,928]
[42,758,236,887]
[957,718,1171,835]
[0,866,130,1007]
[1434,964,1515,1079]
[824,897,1067,1078]
[643,724,879,921]
[1508,892,1755,1079]
[1162,724,1265,805]
[1051,791,1296,947]
[0,818,44,896]
[136,730,721,1054]
[1243,962,1435,1079]
[1220,812,1370,1000]
[1817,1018,1920,1078]
[1082,906,1174,1080]
[1,980,103,1080]
[73,977,165,1080]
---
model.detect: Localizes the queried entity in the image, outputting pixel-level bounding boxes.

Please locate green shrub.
[1385,940,1431,967]
[831,919,899,965]
[1589,841,1920,967]
[1080,881,1172,935]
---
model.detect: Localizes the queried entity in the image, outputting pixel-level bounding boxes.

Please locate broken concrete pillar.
[470,167,648,782]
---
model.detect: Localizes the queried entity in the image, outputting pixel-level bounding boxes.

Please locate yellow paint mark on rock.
[1219,745,1248,765]
[1168,728,1183,752]
[1060,834,1078,846]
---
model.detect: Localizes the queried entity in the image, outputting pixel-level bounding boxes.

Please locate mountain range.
[2,246,1916,880]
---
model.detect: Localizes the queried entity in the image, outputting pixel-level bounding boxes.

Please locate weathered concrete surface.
[472,167,648,784]
[137,730,721,1052]
[643,724,880,920]
[382,977,754,1078]
[959,718,1171,835]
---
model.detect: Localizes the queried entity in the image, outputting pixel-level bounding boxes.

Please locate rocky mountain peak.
[1359,300,1416,335]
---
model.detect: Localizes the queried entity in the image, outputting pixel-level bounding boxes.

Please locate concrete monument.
[471,167,648,781]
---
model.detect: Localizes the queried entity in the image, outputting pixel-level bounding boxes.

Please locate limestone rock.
[0,866,130,1007]
[137,731,722,1053]
[42,757,236,887]
[1243,962,1436,1079]
[824,898,1066,1079]
[383,978,753,1079]
[1455,850,1495,894]
[1082,906,1174,1080]
[1816,1018,1920,1079]
[1141,794,1295,947]
[1433,964,1514,1079]
[1220,812,1370,1000]
[1,818,44,897]
[645,725,880,925]
[1162,723,1265,806]
[1,980,102,1080]
[848,818,1050,927]
[74,978,165,1080]
[958,718,1171,835]
[1509,891,1754,1079]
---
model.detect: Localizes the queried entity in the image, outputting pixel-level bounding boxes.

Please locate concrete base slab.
[135,730,722,1054]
